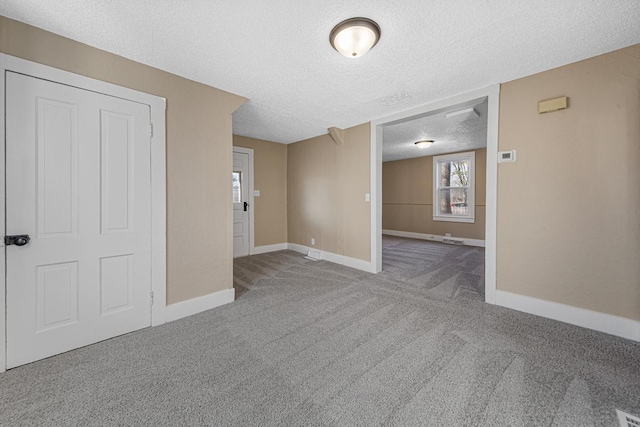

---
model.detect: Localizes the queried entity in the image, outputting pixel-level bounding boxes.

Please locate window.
[232,172,242,203]
[433,151,475,223]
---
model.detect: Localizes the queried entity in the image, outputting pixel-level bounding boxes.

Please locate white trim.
[496,290,640,342]
[0,59,5,374]
[165,288,235,323]
[370,84,500,304]
[287,243,375,273]
[253,243,289,254]
[233,146,255,256]
[0,54,167,372]
[370,123,383,273]
[150,79,168,328]
[484,86,500,305]
[432,216,476,224]
[382,229,485,248]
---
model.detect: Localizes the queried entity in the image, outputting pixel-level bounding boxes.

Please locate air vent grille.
[305,250,322,261]
[617,410,640,427]
[442,238,464,246]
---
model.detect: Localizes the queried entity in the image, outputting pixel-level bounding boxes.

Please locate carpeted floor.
[0,236,639,426]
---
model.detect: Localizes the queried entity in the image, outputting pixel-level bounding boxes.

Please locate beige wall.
[5,16,639,323]
[288,123,371,261]
[382,149,486,240]
[233,135,287,246]
[0,16,246,305]
[498,44,640,321]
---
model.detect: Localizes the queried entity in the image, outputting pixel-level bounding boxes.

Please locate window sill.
[433,216,475,224]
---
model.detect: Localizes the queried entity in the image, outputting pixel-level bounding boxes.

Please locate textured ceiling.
[383,100,487,162]
[2,1,639,144]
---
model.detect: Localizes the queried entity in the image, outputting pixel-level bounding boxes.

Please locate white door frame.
[370,84,500,304]
[232,146,255,255]
[0,54,167,373]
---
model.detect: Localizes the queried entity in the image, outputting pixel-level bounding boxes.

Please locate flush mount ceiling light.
[415,140,434,149]
[330,18,381,58]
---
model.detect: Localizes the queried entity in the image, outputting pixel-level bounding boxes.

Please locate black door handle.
[243,202,248,212]
[5,234,30,246]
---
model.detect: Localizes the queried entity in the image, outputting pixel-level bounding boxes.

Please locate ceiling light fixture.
[330,18,381,58]
[415,140,434,149]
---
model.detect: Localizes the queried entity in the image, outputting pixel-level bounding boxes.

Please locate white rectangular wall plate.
[253,190,260,197]
[498,150,516,163]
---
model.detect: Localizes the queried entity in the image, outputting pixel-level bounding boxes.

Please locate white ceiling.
[383,100,487,162]
[2,1,639,144]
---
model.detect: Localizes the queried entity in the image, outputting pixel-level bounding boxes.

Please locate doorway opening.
[380,98,488,301]
[370,85,499,303]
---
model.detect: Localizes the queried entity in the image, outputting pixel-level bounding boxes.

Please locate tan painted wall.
[0,16,246,305]
[498,44,640,321]
[382,149,486,240]
[233,135,287,246]
[5,16,638,322]
[288,123,371,261]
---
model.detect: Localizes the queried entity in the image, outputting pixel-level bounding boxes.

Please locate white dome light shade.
[415,140,434,149]
[330,18,381,58]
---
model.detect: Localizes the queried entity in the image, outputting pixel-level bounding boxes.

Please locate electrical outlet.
[311,238,315,246]
[445,233,451,237]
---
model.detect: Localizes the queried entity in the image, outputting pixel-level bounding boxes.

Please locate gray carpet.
[1,236,639,426]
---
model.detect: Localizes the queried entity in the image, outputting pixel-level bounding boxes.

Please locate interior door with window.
[5,72,152,368]
[232,151,250,258]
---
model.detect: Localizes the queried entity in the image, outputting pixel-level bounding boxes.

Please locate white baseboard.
[250,238,638,343]
[253,243,288,255]
[165,288,235,323]
[495,290,640,342]
[287,243,375,273]
[382,229,485,248]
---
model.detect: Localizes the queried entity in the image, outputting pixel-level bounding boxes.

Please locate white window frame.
[433,151,475,223]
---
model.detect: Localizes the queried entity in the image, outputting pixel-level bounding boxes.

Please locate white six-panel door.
[6,72,152,368]
[232,151,250,258]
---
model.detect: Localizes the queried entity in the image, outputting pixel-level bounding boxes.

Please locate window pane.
[439,188,469,215]
[439,160,470,188]
[232,172,242,203]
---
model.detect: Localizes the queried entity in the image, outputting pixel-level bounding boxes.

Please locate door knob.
[243,202,248,212]
[5,234,30,246]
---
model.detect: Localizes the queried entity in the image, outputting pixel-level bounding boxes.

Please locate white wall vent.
[442,238,464,246]
[305,250,322,261]
[618,410,640,427]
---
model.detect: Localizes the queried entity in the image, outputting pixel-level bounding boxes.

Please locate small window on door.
[232,172,242,203]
